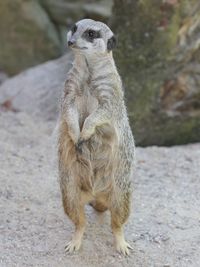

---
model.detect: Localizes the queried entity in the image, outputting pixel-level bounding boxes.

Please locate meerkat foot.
[113,228,133,256]
[115,239,133,256]
[65,227,85,253]
[65,238,82,253]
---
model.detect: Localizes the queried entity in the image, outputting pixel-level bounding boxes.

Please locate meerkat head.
[67,19,116,56]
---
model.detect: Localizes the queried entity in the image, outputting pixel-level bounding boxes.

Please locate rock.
[0,0,61,75]
[0,72,8,85]
[40,0,113,26]
[0,53,73,120]
[82,0,113,22]
[111,0,200,146]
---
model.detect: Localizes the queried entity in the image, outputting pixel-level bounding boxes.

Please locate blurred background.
[0,0,200,146]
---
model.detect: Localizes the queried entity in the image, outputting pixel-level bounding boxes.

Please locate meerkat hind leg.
[112,225,133,255]
[64,206,86,253]
[111,207,133,255]
[65,226,85,253]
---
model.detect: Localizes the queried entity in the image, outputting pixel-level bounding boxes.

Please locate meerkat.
[58,19,135,255]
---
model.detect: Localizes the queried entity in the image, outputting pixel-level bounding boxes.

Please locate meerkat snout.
[68,40,74,47]
[67,19,117,54]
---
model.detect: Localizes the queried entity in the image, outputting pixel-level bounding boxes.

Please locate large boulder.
[40,0,113,26]
[111,0,200,146]
[0,53,72,120]
[0,72,8,85]
[0,0,61,75]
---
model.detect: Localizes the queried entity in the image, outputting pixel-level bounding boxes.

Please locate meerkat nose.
[68,41,74,47]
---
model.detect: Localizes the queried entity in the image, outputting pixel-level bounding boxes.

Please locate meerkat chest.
[75,84,98,126]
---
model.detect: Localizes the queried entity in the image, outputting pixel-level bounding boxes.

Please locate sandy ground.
[0,111,200,267]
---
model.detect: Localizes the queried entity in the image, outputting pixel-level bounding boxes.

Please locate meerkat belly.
[89,123,118,194]
[75,89,117,194]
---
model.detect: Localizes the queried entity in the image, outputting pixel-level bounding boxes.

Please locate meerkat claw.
[75,139,84,154]
[116,241,133,256]
[65,240,82,253]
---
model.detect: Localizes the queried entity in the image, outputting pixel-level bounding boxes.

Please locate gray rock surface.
[111,0,200,146]
[0,111,199,267]
[0,0,61,75]
[40,0,113,25]
[0,53,72,120]
[0,72,8,85]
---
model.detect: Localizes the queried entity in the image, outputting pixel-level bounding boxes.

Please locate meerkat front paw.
[68,130,79,145]
[75,138,85,154]
[80,119,95,141]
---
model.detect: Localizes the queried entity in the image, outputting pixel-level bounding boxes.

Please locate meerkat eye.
[82,29,101,42]
[88,30,95,38]
[71,24,77,35]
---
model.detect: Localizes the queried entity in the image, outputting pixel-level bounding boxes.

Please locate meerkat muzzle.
[68,40,75,47]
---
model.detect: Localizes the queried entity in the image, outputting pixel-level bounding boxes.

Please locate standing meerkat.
[58,19,135,255]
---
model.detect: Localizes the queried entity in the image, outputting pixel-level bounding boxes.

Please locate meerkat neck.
[85,52,118,77]
[73,52,116,70]
[72,52,121,89]
[86,52,115,66]
[73,53,88,69]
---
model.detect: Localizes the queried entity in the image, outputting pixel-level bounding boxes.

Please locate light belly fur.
[58,95,117,198]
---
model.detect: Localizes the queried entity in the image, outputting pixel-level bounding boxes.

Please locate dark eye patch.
[71,24,77,35]
[82,29,101,42]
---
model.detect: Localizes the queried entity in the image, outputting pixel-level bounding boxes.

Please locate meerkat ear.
[107,35,117,51]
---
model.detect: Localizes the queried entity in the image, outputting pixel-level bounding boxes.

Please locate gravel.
[0,111,200,267]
